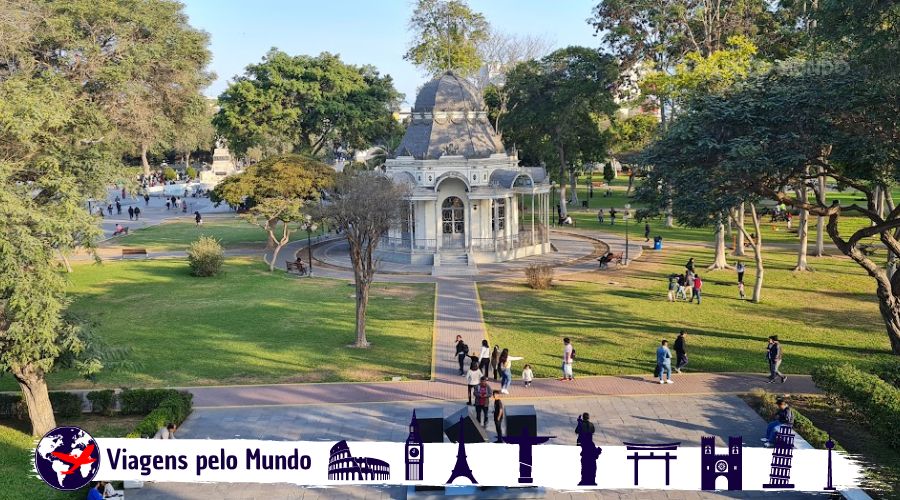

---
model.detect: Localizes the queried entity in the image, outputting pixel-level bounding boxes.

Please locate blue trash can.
[653,236,663,250]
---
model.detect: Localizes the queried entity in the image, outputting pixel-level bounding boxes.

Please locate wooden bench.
[121,248,147,258]
[285,259,307,275]
[598,252,625,269]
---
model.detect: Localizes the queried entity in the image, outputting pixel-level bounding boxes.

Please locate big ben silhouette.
[405,410,424,481]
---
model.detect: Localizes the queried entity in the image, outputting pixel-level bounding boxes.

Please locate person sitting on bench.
[560,215,574,225]
[112,224,129,236]
[597,252,613,269]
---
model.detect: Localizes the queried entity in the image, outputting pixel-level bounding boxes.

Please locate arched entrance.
[442,196,465,249]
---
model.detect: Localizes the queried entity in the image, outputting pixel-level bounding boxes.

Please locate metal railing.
[379,227,548,254]
[379,236,437,252]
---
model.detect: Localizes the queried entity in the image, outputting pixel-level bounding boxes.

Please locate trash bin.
[653,236,663,250]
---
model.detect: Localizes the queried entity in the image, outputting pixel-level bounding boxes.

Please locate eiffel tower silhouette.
[446,416,478,485]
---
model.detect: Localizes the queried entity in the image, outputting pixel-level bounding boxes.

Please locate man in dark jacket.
[764,398,794,445]
[455,336,469,375]
[766,335,786,383]
[673,330,688,373]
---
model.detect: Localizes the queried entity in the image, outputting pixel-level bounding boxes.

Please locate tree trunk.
[57,248,72,273]
[265,219,278,249]
[556,143,568,219]
[707,221,731,270]
[569,169,579,206]
[625,170,635,197]
[664,187,674,228]
[749,206,764,303]
[140,143,151,177]
[186,151,192,174]
[355,281,370,347]
[795,181,810,271]
[815,167,826,256]
[733,203,746,256]
[13,365,57,436]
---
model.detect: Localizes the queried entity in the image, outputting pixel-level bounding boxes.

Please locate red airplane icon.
[51,444,96,475]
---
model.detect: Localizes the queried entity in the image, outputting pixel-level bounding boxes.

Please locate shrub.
[873,359,900,389]
[163,166,177,180]
[187,236,224,277]
[813,364,900,450]
[0,394,26,420]
[126,391,193,438]
[185,166,197,179]
[754,390,840,450]
[525,263,554,289]
[120,389,182,415]
[86,390,117,416]
[49,392,84,418]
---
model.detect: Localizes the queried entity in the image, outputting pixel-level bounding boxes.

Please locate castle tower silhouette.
[445,417,477,485]
[700,436,742,491]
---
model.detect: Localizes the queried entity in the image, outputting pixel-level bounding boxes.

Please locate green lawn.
[0,258,434,390]
[479,241,894,379]
[107,217,329,251]
[0,425,75,499]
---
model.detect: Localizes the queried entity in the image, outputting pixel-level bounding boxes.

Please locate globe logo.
[34,426,101,491]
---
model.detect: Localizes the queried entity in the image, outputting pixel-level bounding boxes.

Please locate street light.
[624,203,631,265]
[302,214,318,276]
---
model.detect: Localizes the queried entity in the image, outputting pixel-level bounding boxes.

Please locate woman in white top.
[466,360,482,405]
[478,340,491,376]
[498,348,524,394]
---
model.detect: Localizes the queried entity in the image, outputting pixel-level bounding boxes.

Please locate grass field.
[0,258,434,390]
[479,240,894,379]
[0,426,75,499]
[107,218,328,251]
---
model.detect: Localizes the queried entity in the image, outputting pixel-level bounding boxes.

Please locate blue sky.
[181,0,600,108]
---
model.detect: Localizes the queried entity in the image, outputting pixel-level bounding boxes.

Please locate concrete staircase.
[432,252,478,276]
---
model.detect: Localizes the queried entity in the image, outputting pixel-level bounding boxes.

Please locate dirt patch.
[373,285,423,300]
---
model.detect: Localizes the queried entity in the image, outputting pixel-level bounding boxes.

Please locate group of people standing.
[667,258,703,304]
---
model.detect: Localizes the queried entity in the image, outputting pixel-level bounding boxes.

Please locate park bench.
[598,252,625,269]
[121,248,147,258]
[285,259,308,275]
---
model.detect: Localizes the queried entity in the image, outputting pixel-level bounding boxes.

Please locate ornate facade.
[327,441,390,481]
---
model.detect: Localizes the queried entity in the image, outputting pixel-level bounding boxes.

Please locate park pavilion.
[381,71,552,269]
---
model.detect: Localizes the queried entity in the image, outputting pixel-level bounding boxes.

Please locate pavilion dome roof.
[394,71,505,160]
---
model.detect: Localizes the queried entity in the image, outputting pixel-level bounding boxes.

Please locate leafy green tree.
[186,166,198,179]
[502,47,618,218]
[0,0,191,435]
[404,0,489,77]
[214,51,402,159]
[163,166,177,181]
[603,163,616,184]
[211,154,334,264]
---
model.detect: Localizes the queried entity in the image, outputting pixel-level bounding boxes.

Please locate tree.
[608,113,659,196]
[319,172,410,347]
[0,0,209,435]
[404,0,489,77]
[214,51,402,158]
[603,163,616,183]
[502,47,618,219]
[172,96,216,171]
[210,154,334,260]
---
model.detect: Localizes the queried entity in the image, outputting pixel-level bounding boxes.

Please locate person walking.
[466,360,481,405]
[473,376,493,427]
[493,396,505,443]
[685,269,695,301]
[597,209,604,224]
[133,206,141,220]
[685,257,695,273]
[766,335,786,383]
[644,222,651,242]
[194,211,203,225]
[127,206,134,220]
[673,330,688,373]
[498,348,523,394]
[560,337,575,381]
[455,336,469,375]
[691,274,703,304]
[522,364,534,387]
[609,208,617,225]
[656,339,674,384]
[763,398,794,446]
[106,204,113,216]
[490,345,501,381]
[738,281,746,300]
[736,261,745,283]
[667,274,678,302]
[676,273,687,301]
[115,200,122,215]
[144,193,150,206]
[478,340,491,377]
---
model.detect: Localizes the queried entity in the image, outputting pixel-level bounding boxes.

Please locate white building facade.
[381,72,552,267]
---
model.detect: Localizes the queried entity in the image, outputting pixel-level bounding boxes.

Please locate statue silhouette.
[576,414,602,486]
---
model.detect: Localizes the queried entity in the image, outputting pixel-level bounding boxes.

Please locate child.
[522,364,534,387]
[493,396,505,443]
[738,281,745,300]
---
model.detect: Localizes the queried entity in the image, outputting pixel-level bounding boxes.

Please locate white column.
[466,198,472,250]
[531,190,535,245]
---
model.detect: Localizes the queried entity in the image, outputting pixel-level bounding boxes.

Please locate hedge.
[86,390,117,416]
[49,392,83,418]
[120,388,185,415]
[755,390,842,450]
[873,359,900,389]
[812,364,900,450]
[0,394,26,420]
[125,390,193,438]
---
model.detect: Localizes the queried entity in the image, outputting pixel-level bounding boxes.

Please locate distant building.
[328,441,390,481]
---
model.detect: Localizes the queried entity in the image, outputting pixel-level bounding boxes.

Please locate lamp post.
[302,215,318,276]
[624,203,631,265]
